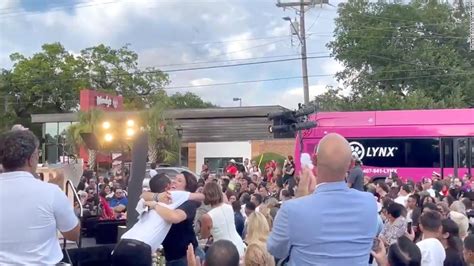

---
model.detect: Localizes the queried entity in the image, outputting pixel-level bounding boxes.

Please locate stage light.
[126,128,135,137]
[126,119,135,127]
[104,133,113,142]
[102,121,111,129]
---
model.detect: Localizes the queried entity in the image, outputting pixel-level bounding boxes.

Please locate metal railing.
[63,179,84,265]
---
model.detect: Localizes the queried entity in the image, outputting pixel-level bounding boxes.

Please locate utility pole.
[299,0,310,105]
[277,0,314,105]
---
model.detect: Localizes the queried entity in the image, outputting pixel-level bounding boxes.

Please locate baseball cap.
[11,124,28,131]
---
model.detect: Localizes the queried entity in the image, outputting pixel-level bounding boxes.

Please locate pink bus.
[295,108,474,181]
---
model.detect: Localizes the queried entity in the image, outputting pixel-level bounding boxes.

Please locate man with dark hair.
[232,201,245,237]
[380,203,406,245]
[113,174,203,266]
[372,236,422,266]
[204,240,240,266]
[463,234,474,264]
[347,157,364,191]
[0,130,80,265]
[395,184,411,206]
[245,201,256,218]
[376,182,390,199]
[148,173,171,193]
[423,202,439,214]
[416,211,445,265]
[251,193,263,212]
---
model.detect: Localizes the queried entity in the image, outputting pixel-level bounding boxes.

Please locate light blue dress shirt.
[267,181,378,266]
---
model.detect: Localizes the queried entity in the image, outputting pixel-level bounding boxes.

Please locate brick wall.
[188,143,197,172]
[251,139,295,158]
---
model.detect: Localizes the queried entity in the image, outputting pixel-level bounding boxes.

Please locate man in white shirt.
[112,174,203,266]
[394,184,412,207]
[422,178,436,198]
[0,130,80,265]
[416,211,445,266]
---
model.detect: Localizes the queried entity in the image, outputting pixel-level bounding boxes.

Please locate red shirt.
[99,196,115,220]
[226,165,238,176]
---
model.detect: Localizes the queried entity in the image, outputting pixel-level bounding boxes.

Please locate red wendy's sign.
[80,89,124,111]
[79,89,124,166]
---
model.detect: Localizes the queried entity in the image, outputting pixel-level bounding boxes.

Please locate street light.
[126,119,135,127]
[102,121,111,129]
[104,133,114,142]
[126,128,135,138]
[233,97,242,107]
[176,125,183,166]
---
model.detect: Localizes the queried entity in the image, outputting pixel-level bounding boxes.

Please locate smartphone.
[300,153,314,169]
[372,238,380,252]
[407,222,413,234]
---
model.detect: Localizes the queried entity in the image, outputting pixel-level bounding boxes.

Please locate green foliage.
[66,109,103,169]
[144,104,180,164]
[324,0,473,110]
[0,42,214,130]
[251,152,286,173]
[316,86,467,111]
[169,92,216,109]
[78,44,170,109]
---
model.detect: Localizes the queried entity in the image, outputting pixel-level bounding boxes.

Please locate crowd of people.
[75,168,130,222]
[3,126,474,266]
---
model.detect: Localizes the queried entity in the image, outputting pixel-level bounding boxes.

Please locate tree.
[66,109,103,170]
[144,104,179,165]
[78,44,170,109]
[0,42,215,131]
[169,92,215,109]
[326,0,473,110]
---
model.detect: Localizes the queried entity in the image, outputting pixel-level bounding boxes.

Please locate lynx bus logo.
[349,141,398,160]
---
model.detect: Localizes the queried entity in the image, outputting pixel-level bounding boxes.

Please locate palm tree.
[145,104,179,165]
[66,109,103,170]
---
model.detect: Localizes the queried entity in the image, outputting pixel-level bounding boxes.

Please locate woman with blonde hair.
[244,243,275,266]
[450,201,469,239]
[246,211,271,246]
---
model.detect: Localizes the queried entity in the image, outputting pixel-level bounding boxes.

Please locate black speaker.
[80,133,100,150]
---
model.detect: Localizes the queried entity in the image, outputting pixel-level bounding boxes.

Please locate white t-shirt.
[121,191,190,252]
[416,238,446,266]
[427,188,436,198]
[0,171,79,265]
[149,169,158,178]
[394,195,409,207]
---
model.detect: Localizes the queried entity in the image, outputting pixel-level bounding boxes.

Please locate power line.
[307,9,322,32]
[5,55,331,86]
[150,51,327,68]
[162,55,330,73]
[0,0,273,18]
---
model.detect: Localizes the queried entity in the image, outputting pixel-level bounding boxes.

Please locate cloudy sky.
[0,0,344,109]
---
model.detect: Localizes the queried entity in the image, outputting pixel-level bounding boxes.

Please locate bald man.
[268,133,378,266]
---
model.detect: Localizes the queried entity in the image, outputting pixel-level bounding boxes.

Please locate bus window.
[459,138,468,168]
[441,138,454,168]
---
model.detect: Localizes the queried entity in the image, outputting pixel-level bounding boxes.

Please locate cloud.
[190,78,215,87]
[0,0,342,109]
[274,83,329,109]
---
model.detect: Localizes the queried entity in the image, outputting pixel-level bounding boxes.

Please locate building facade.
[31,91,295,173]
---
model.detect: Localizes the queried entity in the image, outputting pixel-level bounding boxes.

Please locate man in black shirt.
[347,158,364,191]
